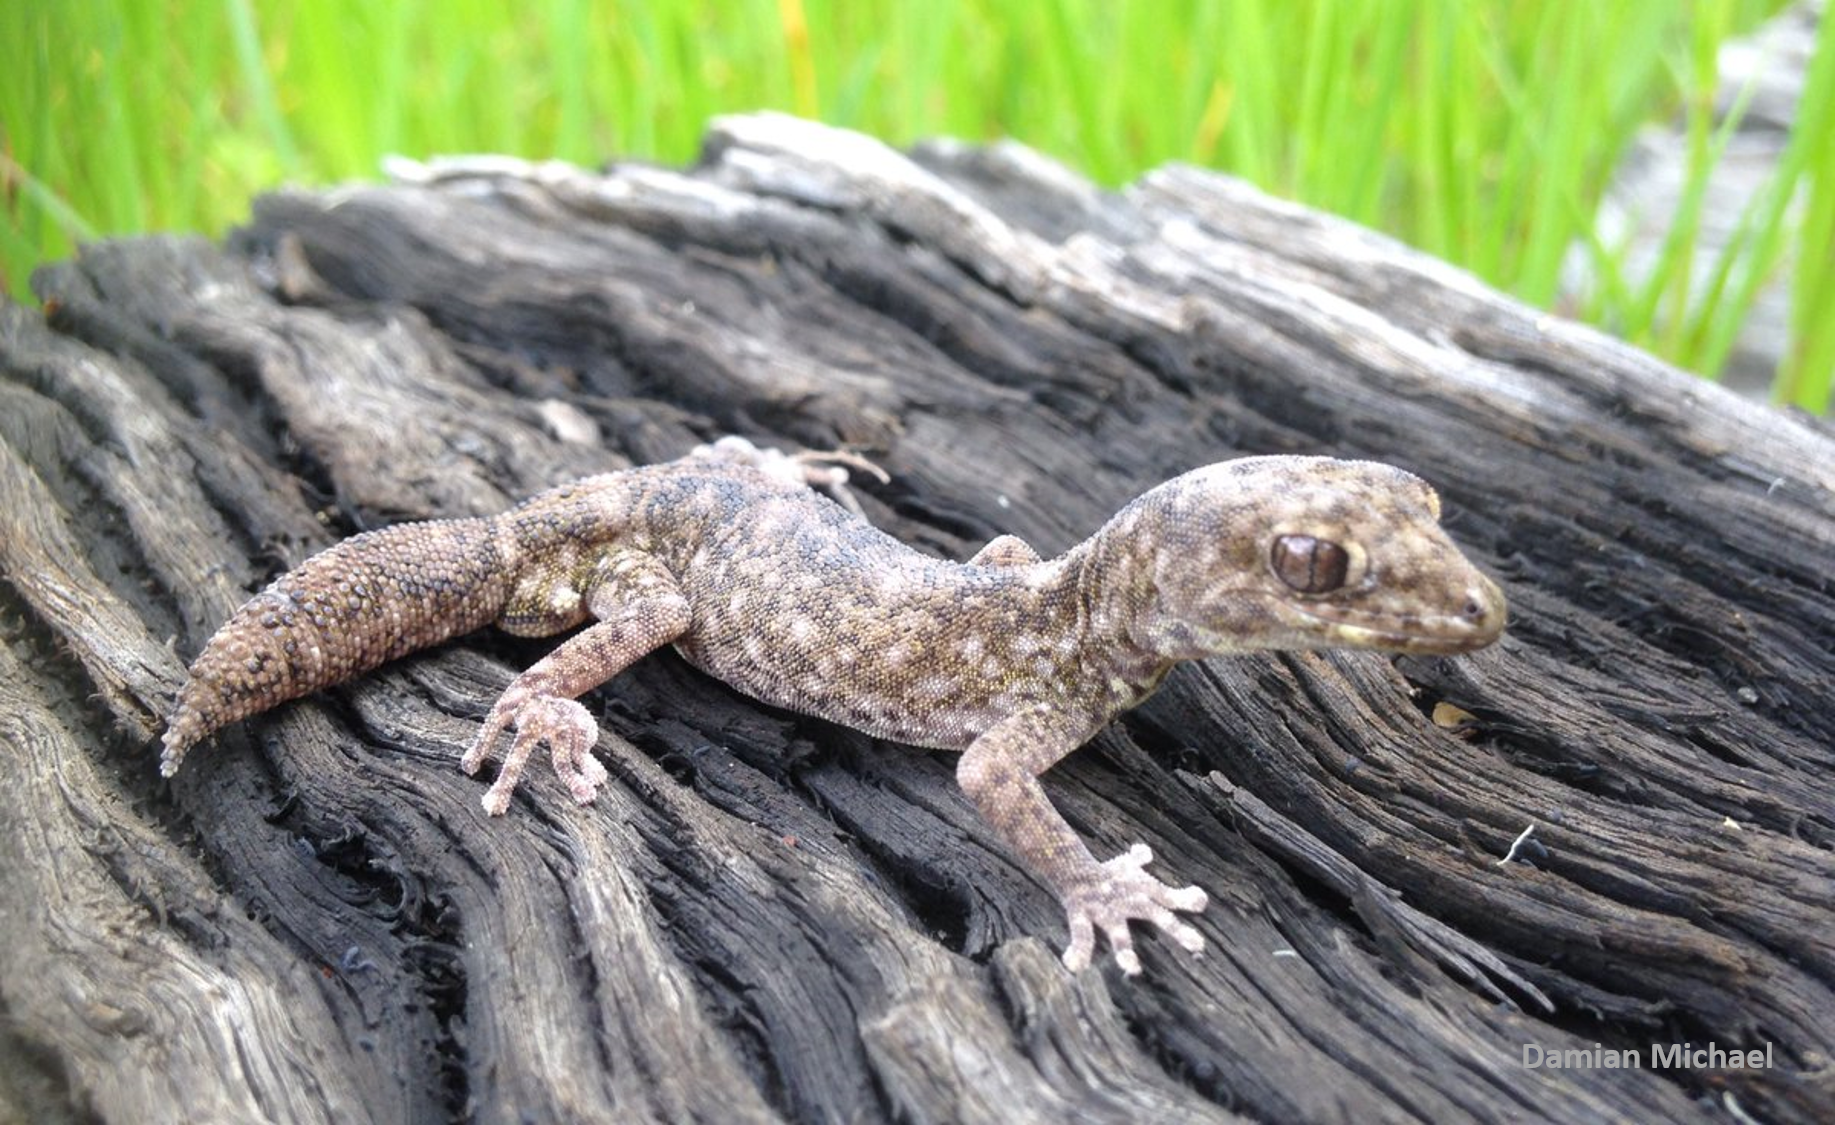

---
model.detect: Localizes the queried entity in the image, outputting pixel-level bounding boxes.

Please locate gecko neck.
[1061,482,1244,667]
[1041,509,1185,696]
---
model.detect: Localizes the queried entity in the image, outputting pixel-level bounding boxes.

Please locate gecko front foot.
[460,690,608,816]
[1061,843,1208,976]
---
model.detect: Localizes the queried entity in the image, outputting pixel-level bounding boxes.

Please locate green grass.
[4,0,1830,410]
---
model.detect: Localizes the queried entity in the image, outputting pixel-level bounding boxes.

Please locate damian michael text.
[1523,1042,1773,1070]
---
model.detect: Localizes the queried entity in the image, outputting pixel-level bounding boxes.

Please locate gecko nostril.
[1463,598,1484,618]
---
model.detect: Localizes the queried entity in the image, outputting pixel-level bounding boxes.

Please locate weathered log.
[1,112,1829,1124]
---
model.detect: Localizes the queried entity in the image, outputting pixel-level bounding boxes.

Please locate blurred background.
[4,0,1829,409]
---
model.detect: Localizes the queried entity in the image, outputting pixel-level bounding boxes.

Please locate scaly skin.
[164,438,1505,975]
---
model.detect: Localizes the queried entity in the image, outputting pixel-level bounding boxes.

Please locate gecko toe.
[1164,917,1206,954]
[552,719,609,804]
[559,744,609,801]
[461,686,527,776]
[1063,914,1097,973]
[1165,884,1208,913]
[459,717,501,776]
[1104,922,1141,976]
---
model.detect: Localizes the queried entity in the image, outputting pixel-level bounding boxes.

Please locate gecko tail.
[159,706,210,776]
[160,515,510,775]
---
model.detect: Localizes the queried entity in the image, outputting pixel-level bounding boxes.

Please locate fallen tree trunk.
[1,112,1829,1125]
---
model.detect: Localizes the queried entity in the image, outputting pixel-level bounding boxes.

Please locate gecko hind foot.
[1061,844,1208,976]
[694,435,887,516]
[461,691,607,815]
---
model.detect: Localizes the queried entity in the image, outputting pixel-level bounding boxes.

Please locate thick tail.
[161,515,510,775]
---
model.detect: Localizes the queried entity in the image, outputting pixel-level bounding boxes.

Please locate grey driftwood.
[1,112,1830,1124]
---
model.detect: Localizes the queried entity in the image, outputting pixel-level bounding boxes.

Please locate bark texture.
[1,113,1830,1125]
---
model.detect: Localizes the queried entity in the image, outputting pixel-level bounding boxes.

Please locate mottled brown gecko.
[162,437,1505,975]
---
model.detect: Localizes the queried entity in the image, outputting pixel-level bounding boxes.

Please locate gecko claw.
[1059,843,1208,976]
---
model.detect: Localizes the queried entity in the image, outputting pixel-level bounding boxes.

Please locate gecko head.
[1124,457,1506,659]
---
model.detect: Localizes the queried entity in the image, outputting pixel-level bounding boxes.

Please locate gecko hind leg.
[462,562,689,815]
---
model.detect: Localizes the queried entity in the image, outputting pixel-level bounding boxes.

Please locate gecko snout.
[1442,571,1508,651]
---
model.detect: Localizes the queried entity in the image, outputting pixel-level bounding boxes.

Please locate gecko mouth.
[1288,603,1506,654]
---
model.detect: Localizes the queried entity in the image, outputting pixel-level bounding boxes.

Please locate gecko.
[161,437,1506,975]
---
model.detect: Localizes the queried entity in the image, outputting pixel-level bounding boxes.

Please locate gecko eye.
[1270,535,1350,594]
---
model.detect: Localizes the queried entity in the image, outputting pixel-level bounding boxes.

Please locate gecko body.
[163,438,1505,974]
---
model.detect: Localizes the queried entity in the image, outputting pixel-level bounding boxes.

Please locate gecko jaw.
[1287,593,1506,655]
[1307,618,1496,654]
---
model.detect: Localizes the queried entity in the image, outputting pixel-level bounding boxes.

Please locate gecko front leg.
[461,551,690,815]
[956,708,1207,975]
